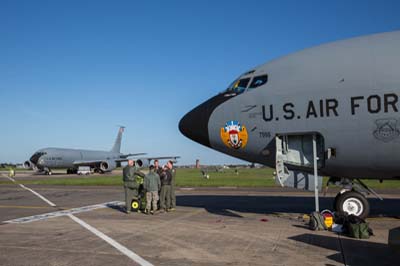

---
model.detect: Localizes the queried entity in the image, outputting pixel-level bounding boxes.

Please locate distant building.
[196,159,200,169]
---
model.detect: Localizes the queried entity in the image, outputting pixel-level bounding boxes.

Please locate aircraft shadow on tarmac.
[177,195,400,218]
[289,233,400,266]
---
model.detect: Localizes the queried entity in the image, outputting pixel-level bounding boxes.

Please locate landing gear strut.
[328,177,382,219]
[44,168,52,176]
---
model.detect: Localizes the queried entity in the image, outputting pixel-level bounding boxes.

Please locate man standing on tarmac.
[159,165,172,213]
[167,160,177,211]
[144,165,161,214]
[154,159,163,178]
[123,160,145,214]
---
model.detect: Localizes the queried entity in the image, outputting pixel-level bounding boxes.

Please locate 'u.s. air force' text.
[261,93,398,122]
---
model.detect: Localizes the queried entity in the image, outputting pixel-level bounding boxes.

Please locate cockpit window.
[225,78,251,94]
[29,152,47,164]
[249,74,268,89]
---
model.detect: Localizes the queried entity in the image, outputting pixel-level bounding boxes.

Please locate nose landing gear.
[328,177,382,219]
[44,168,52,176]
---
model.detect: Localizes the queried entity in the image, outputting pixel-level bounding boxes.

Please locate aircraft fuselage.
[180,31,400,180]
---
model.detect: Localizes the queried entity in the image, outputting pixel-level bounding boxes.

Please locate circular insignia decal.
[220,120,248,149]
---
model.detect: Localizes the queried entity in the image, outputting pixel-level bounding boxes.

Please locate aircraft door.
[281,134,324,168]
[275,133,324,191]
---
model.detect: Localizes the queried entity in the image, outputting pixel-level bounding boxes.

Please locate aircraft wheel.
[131,200,140,212]
[336,191,369,219]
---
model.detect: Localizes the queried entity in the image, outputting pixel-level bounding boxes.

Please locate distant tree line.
[0,163,17,168]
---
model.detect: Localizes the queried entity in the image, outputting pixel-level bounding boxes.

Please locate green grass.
[1,168,400,189]
[175,168,276,187]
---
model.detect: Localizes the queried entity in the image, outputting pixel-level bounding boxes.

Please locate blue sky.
[1,0,400,165]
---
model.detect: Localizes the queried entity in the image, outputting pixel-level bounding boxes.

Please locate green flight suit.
[169,168,176,208]
[160,169,172,210]
[123,165,144,212]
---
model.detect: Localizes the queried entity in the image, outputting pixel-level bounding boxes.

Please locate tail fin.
[111,126,125,153]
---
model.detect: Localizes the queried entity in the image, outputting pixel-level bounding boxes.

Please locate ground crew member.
[144,165,161,214]
[8,168,15,178]
[122,160,144,214]
[159,166,172,212]
[154,159,163,210]
[167,160,177,211]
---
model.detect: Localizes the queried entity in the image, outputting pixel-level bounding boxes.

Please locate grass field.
[1,167,400,189]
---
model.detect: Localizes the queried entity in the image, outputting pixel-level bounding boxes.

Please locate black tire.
[335,191,370,219]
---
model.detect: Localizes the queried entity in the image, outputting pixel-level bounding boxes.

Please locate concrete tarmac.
[0,176,400,265]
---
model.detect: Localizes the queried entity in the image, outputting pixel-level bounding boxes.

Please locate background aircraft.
[179,31,400,218]
[24,126,179,175]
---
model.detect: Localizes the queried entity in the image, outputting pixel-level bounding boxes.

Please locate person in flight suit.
[159,165,172,213]
[167,160,177,211]
[154,159,163,178]
[144,165,161,214]
[123,160,145,214]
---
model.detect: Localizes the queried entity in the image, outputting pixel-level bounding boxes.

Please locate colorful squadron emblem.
[220,121,248,149]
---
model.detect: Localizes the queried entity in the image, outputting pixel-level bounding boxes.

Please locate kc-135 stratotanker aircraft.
[179,31,400,218]
[24,127,179,175]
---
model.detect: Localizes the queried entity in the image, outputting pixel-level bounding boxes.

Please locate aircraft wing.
[136,156,181,166]
[145,156,180,161]
[119,153,147,159]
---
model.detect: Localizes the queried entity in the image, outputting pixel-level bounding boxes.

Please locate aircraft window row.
[224,74,268,95]
[45,157,62,161]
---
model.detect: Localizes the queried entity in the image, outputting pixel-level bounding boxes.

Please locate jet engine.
[99,160,116,172]
[136,158,150,168]
[24,161,32,169]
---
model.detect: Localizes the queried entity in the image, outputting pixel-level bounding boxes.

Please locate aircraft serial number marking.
[261,93,398,122]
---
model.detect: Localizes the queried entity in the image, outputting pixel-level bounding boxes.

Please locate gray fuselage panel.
[207,31,400,179]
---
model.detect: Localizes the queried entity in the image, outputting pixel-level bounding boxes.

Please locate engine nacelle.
[24,161,32,169]
[99,160,116,172]
[136,158,150,168]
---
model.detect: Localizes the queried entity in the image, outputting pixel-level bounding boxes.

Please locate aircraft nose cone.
[179,105,211,148]
[179,93,235,148]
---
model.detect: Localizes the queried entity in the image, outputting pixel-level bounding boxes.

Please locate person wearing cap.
[122,160,144,214]
[144,165,161,214]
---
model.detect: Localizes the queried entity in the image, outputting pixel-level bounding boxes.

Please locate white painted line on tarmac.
[1,173,16,182]
[68,214,154,266]
[4,201,124,224]
[2,175,152,266]
[18,183,57,207]
[180,187,195,191]
[2,174,57,207]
